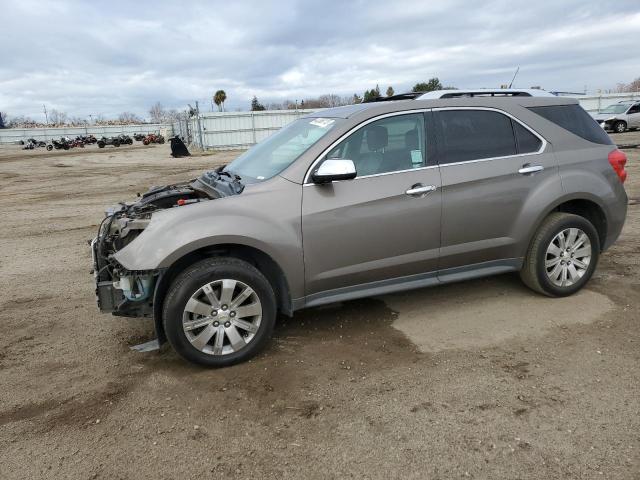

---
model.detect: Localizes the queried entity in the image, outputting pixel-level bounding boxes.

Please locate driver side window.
[326,113,426,177]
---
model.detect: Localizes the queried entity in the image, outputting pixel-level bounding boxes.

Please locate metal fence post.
[195,101,205,150]
[251,112,257,145]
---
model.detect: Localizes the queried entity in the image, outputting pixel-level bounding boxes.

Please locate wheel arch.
[526,194,608,255]
[152,243,293,344]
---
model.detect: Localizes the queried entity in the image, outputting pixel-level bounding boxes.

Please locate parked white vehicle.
[592,101,640,133]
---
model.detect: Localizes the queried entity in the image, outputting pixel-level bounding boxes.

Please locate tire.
[520,212,600,297]
[163,257,277,367]
[114,140,120,147]
[98,141,105,148]
[613,121,627,133]
[46,144,53,151]
[63,144,69,150]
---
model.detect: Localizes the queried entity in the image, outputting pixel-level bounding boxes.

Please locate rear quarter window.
[513,121,542,154]
[528,105,613,145]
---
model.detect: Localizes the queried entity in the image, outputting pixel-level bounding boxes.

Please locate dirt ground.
[0,135,638,480]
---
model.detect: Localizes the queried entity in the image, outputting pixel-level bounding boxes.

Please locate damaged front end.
[90,167,244,318]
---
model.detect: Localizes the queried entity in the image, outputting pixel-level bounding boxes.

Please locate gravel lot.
[0,135,639,479]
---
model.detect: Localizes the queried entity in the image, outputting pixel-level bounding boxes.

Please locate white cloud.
[1,0,639,120]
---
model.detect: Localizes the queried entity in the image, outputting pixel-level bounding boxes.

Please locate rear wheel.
[163,257,276,367]
[520,212,599,297]
[613,121,627,133]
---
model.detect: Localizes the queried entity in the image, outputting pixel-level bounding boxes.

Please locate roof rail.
[362,92,424,103]
[362,88,557,103]
[417,88,556,99]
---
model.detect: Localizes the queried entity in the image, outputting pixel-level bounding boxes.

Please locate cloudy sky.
[2,0,639,121]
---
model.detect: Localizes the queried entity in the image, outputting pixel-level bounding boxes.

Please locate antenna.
[508,66,520,88]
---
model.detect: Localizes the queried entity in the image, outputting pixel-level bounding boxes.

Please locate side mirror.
[312,159,357,184]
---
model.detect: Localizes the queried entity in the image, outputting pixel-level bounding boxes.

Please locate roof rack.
[417,88,556,99]
[362,88,557,103]
[362,92,424,103]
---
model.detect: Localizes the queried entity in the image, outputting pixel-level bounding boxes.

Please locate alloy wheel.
[544,228,592,287]
[182,279,262,355]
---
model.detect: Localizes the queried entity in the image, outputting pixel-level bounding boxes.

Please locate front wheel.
[163,257,277,367]
[613,121,627,133]
[520,212,600,297]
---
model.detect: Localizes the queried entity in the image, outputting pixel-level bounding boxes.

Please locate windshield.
[224,117,342,181]
[599,104,629,114]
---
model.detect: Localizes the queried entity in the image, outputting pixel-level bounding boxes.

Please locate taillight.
[608,149,627,183]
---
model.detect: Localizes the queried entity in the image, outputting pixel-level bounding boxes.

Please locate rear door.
[301,111,442,300]
[434,108,561,276]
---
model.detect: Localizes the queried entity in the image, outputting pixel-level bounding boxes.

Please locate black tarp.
[170,136,191,158]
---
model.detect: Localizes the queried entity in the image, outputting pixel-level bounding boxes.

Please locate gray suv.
[92,91,628,366]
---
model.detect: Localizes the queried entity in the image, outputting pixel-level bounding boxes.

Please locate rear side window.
[513,121,542,154]
[436,110,516,164]
[528,105,613,145]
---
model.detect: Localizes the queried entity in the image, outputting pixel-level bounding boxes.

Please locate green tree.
[386,86,394,97]
[352,93,362,104]
[363,86,382,102]
[412,77,443,92]
[214,90,227,112]
[251,96,266,111]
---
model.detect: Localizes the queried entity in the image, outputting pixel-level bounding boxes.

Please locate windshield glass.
[224,117,342,181]
[599,104,629,114]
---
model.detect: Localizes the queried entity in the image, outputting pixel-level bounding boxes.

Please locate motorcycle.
[47,138,71,151]
[142,133,165,145]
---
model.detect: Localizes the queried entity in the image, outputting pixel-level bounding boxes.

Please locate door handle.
[405,184,437,196]
[518,164,544,175]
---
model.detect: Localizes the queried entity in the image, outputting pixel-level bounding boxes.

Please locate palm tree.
[213,90,227,112]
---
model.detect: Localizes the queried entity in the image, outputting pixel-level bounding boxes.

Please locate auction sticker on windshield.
[309,118,335,128]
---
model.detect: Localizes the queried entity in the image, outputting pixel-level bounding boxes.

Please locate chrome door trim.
[302,164,439,186]
[303,109,431,185]
[432,106,548,167]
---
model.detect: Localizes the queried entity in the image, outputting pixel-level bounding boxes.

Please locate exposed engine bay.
[91,167,244,317]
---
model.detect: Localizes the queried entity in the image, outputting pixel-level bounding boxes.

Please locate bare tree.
[118,112,143,124]
[48,109,68,126]
[149,102,165,123]
[68,116,86,126]
[626,77,640,92]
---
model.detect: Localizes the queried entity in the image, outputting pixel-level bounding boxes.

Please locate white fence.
[0,123,173,144]
[575,92,640,112]
[175,109,319,151]
[3,93,639,149]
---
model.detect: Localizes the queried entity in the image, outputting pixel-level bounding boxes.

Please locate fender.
[113,178,305,299]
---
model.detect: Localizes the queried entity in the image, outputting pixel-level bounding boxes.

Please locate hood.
[592,113,618,122]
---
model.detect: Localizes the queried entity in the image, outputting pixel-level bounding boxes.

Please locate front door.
[627,103,640,128]
[301,112,442,301]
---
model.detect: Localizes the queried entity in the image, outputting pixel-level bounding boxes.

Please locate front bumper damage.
[91,236,159,317]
